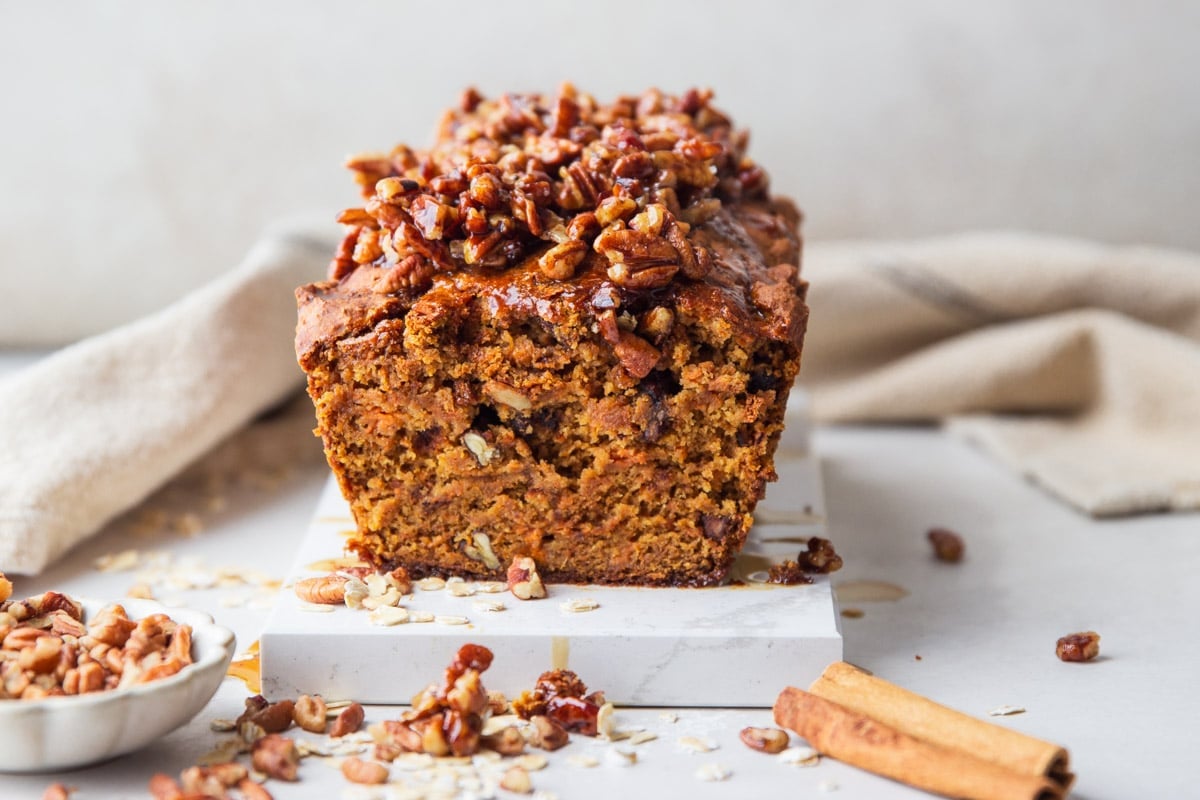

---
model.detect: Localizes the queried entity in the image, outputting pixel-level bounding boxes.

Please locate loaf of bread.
[296,86,807,586]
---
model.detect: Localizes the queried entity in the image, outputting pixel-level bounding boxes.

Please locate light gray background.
[2,0,1197,343]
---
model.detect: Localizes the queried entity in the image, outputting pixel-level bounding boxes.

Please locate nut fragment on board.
[508,556,547,600]
[293,576,347,605]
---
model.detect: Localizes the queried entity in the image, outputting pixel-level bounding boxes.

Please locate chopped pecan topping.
[332,85,766,297]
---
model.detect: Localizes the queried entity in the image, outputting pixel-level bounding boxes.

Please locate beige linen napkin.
[801,231,1200,516]
[0,223,333,574]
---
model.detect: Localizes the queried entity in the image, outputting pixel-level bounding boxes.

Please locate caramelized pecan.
[1056,631,1101,662]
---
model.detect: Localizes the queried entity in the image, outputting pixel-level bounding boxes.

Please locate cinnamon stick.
[809,662,1071,787]
[774,687,1063,800]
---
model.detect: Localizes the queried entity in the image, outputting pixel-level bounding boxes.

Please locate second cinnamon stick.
[810,662,1071,787]
[774,687,1062,800]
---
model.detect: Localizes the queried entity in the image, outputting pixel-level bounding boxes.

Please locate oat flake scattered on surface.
[473,599,506,613]
[988,705,1026,716]
[695,762,732,782]
[678,735,717,754]
[560,597,600,613]
[778,746,820,766]
[297,602,335,613]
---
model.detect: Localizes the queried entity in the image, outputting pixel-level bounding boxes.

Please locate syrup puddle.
[227,640,261,694]
[834,580,909,603]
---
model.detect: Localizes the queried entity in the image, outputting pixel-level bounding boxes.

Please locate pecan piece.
[481,725,526,756]
[251,734,300,782]
[595,227,679,270]
[236,779,274,800]
[507,556,547,601]
[293,694,328,733]
[85,604,137,647]
[796,537,843,574]
[639,306,675,340]
[535,669,587,700]
[341,756,389,785]
[237,695,295,734]
[487,689,509,715]
[330,701,365,738]
[40,783,72,800]
[537,239,589,281]
[528,714,569,751]
[19,635,62,673]
[147,775,181,800]
[293,576,347,605]
[740,726,790,754]
[181,762,248,795]
[1056,631,1101,662]
[927,527,965,563]
[613,331,661,379]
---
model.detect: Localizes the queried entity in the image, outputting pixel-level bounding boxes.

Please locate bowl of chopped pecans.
[0,593,236,772]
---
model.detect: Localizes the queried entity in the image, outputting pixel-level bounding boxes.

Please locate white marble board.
[261,401,842,707]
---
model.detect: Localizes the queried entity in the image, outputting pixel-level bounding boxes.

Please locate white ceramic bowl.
[0,598,236,773]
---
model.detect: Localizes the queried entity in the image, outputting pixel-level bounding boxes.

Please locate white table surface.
[2,351,1197,800]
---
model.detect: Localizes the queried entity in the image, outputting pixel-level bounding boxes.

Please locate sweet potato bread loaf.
[296,86,807,586]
